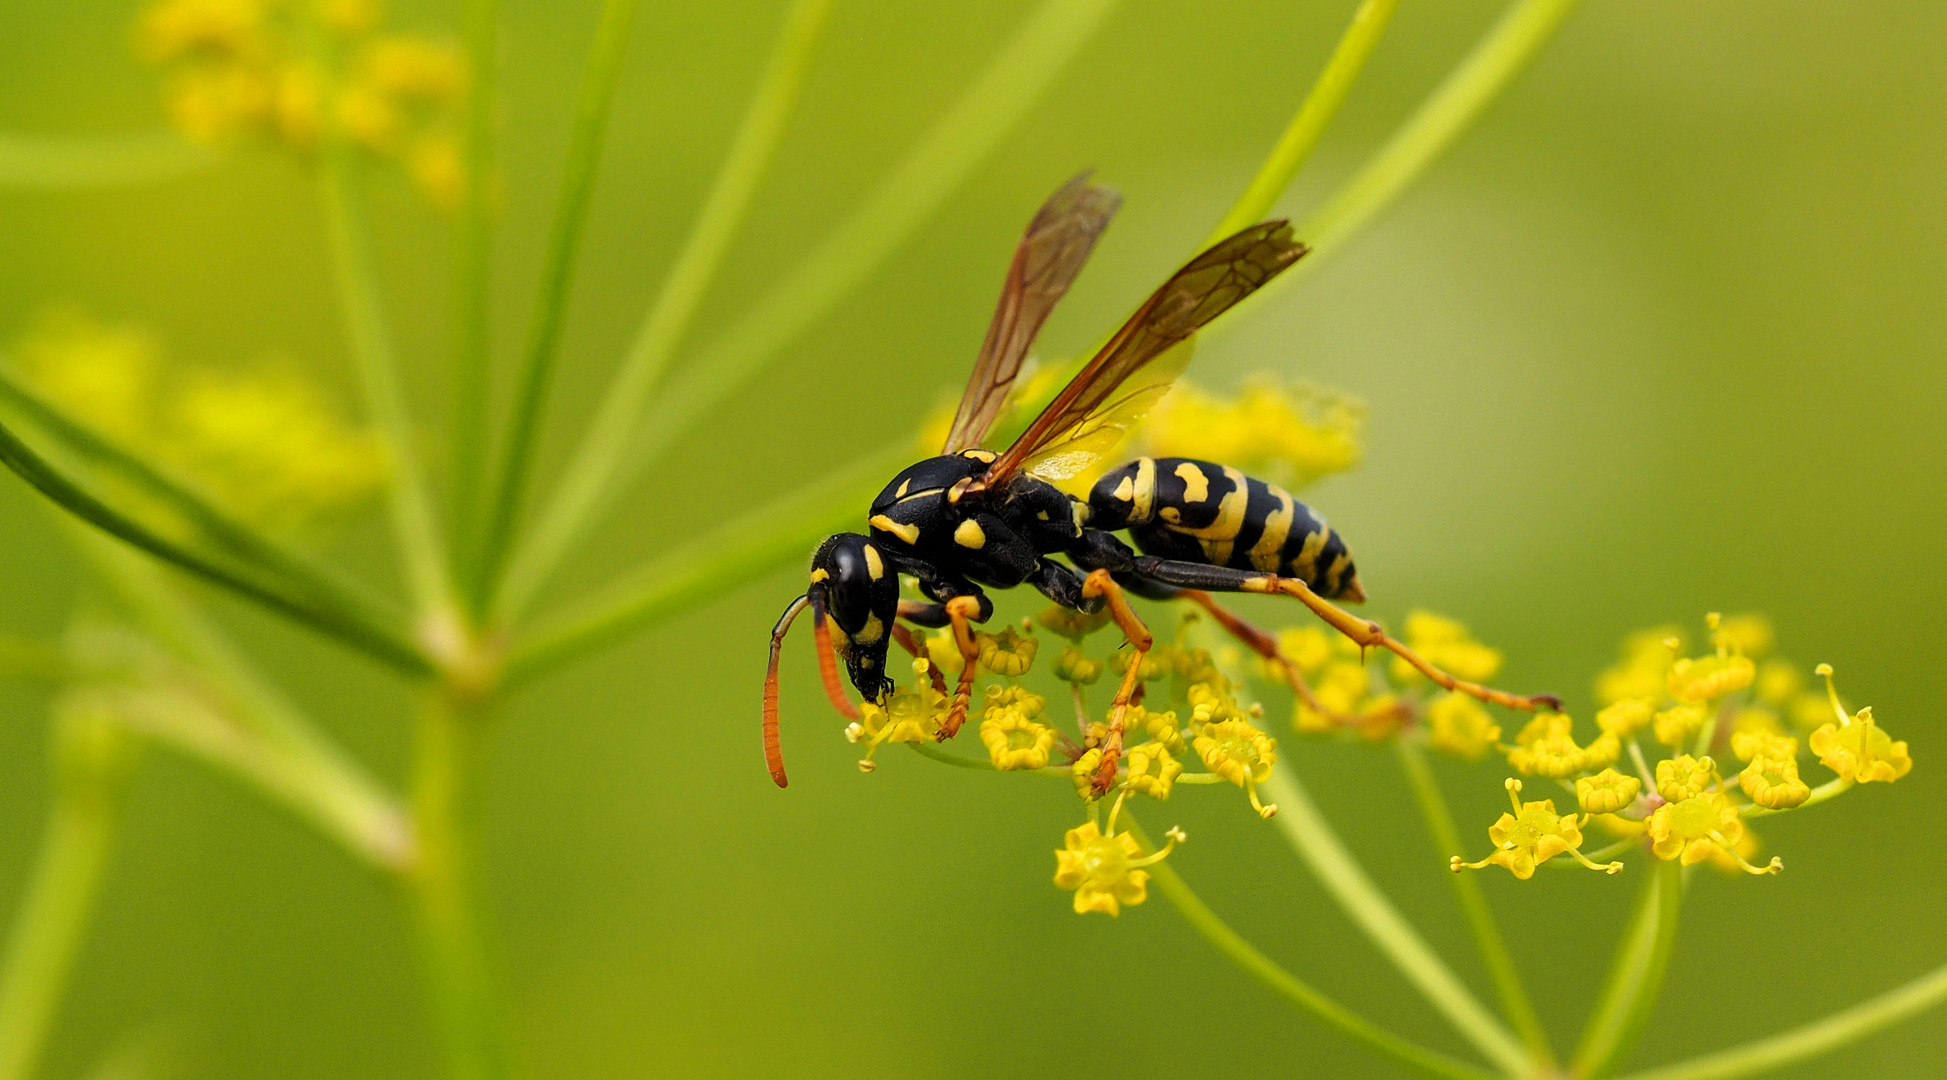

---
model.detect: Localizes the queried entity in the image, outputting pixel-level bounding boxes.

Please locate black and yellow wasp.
[764,174,1559,791]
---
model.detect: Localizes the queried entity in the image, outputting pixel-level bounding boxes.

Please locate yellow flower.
[1740,755,1811,810]
[1124,743,1183,800]
[1193,718,1278,818]
[1036,604,1111,640]
[1136,378,1363,489]
[922,630,964,678]
[1576,769,1642,815]
[1133,706,1185,755]
[983,684,1044,720]
[1712,613,1774,658]
[980,708,1056,771]
[1655,754,1718,802]
[1276,627,1333,675]
[166,65,277,143]
[406,130,465,212]
[1810,708,1912,785]
[1427,693,1501,759]
[1390,611,1502,685]
[856,682,947,754]
[1582,732,1623,770]
[1597,698,1655,739]
[1505,714,1587,778]
[976,628,1037,677]
[1594,626,1682,705]
[1652,703,1708,748]
[1648,792,1778,873]
[137,0,265,63]
[1754,659,1804,707]
[1730,727,1797,763]
[11,308,159,441]
[1667,653,1755,703]
[355,36,468,102]
[1295,659,1369,732]
[1053,821,1182,916]
[1052,646,1103,685]
[1070,749,1105,801]
[1108,645,1167,682]
[1453,779,1618,879]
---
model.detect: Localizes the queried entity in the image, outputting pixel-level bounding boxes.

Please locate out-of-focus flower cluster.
[136,0,468,208]
[1136,377,1363,490]
[6,308,386,532]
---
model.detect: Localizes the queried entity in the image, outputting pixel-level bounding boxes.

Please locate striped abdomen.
[1085,456,1363,601]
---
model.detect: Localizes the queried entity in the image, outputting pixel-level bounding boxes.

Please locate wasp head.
[810,533,898,702]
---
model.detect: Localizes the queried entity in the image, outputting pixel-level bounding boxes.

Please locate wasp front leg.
[895,592,991,739]
[1080,568,1154,797]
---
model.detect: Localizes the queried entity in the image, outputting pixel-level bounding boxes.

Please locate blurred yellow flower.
[1427,692,1500,759]
[1137,377,1363,489]
[1390,610,1501,685]
[1595,626,1682,705]
[1052,645,1103,685]
[1505,714,1587,778]
[1036,604,1110,641]
[1652,703,1708,748]
[1576,768,1641,815]
[1596,697,1654,739]
[1667,652,1754,703]
[975,628,1037,677]
[1810,707,1911,785]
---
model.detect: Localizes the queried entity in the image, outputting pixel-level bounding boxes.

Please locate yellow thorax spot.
[1132,457,1157,520]
[810,568,830,583]
[1174,461,1210,502]
[870,514,919,544]
[863,545,885,581]
[955,518,987,549]
[896,478,911,498]
[960,448,998,463]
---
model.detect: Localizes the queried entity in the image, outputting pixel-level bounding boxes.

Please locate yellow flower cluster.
[9,309,385,533]
[1137,378,1364,491]
[136,0,468,209]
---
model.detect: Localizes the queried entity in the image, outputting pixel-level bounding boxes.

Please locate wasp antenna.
[808,588,863,720]
[764,593,813,788]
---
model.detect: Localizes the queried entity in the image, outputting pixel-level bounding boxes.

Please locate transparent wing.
[981,220,1308,486]
[942,173,1121,454]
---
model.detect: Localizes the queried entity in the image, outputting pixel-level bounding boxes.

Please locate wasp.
[765,174,1560,791]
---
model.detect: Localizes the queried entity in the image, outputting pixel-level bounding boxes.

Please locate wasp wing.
[940,173,1121,455]
[980,220,1308,485]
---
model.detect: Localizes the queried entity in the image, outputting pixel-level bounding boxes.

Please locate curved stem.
[1124,817,1501,1080]
[471,0,642,619]
[0,411,433,675]
[1611,958,1947,1080]
[500,0,1125,618]
[319,143,453,622]
[407,694,514,1080]
[448,0,500,590]
[0,130,218,188]
[1204,0,1401,245]
[1396,739,1555,1067]
[1258,768,1531,1077]
[1574,858,1683,1078]
[509,0,832,623]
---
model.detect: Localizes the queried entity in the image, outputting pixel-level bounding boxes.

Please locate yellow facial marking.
[1174,461,1210,502]
[954,518,987,549]
[1248,487,1296,572]
[1133,457,1157,521]
[870,514,920,544]
[809,568,830,584]
[857,613,886,645]
[863,545,885,581]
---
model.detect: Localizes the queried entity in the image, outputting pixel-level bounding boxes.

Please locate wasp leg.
[889,621,949,695]
[1080,569,1155,797]
[1174,589,1410,730]
[1129,557,1562,715]
[937,596,987,738]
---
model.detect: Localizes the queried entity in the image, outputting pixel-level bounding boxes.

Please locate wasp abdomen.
[1086,456,1362,601]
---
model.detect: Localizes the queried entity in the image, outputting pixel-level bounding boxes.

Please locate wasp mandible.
[765,174,1560,791]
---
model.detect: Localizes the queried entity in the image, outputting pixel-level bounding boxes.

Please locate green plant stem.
[502,442,911,684]
[0,409,432,675]
[0,366,407,637]
[1574,858,1683,1078]
[1611,958,1947,1080]
[1395,738,1554,1068]
[1216,0,1582,333]
[0,130,218,188]
[1258,768,1530,1077]
[1122,817,1500,1080]
[500,0,1124,618]
[0,731,132,1080]
[449,0,500,591]
[511,0,833,625]
[1204,0,1400,246]
[470,0,641,620]
[407,694,513,1080]
[319,142,453,623]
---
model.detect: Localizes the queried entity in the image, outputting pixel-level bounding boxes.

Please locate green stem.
[319,141,453,622]
[1396,739,1555,1068]
[0,366,408,638]
[449,0,500,592]
[407,694,513,1080]
[1204,0,1400,245]
[471,0,642,620]
[1215,0,1582,333]
[1257,768,1531,1077]
[0,130,219,188]
[1611,958,1947,1080]
[502,442,910,684]
[1124,818,1501,1080]
[512,0,832,623]
[0,410,432,675]
[499,0,1124,618]
[0,717,135,1080]
[1574,858,1683,1078]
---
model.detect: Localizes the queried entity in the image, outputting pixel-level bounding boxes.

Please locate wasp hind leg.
[1127,557,1562,715]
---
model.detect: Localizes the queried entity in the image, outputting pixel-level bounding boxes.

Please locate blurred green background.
[1,1,1944,1077]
